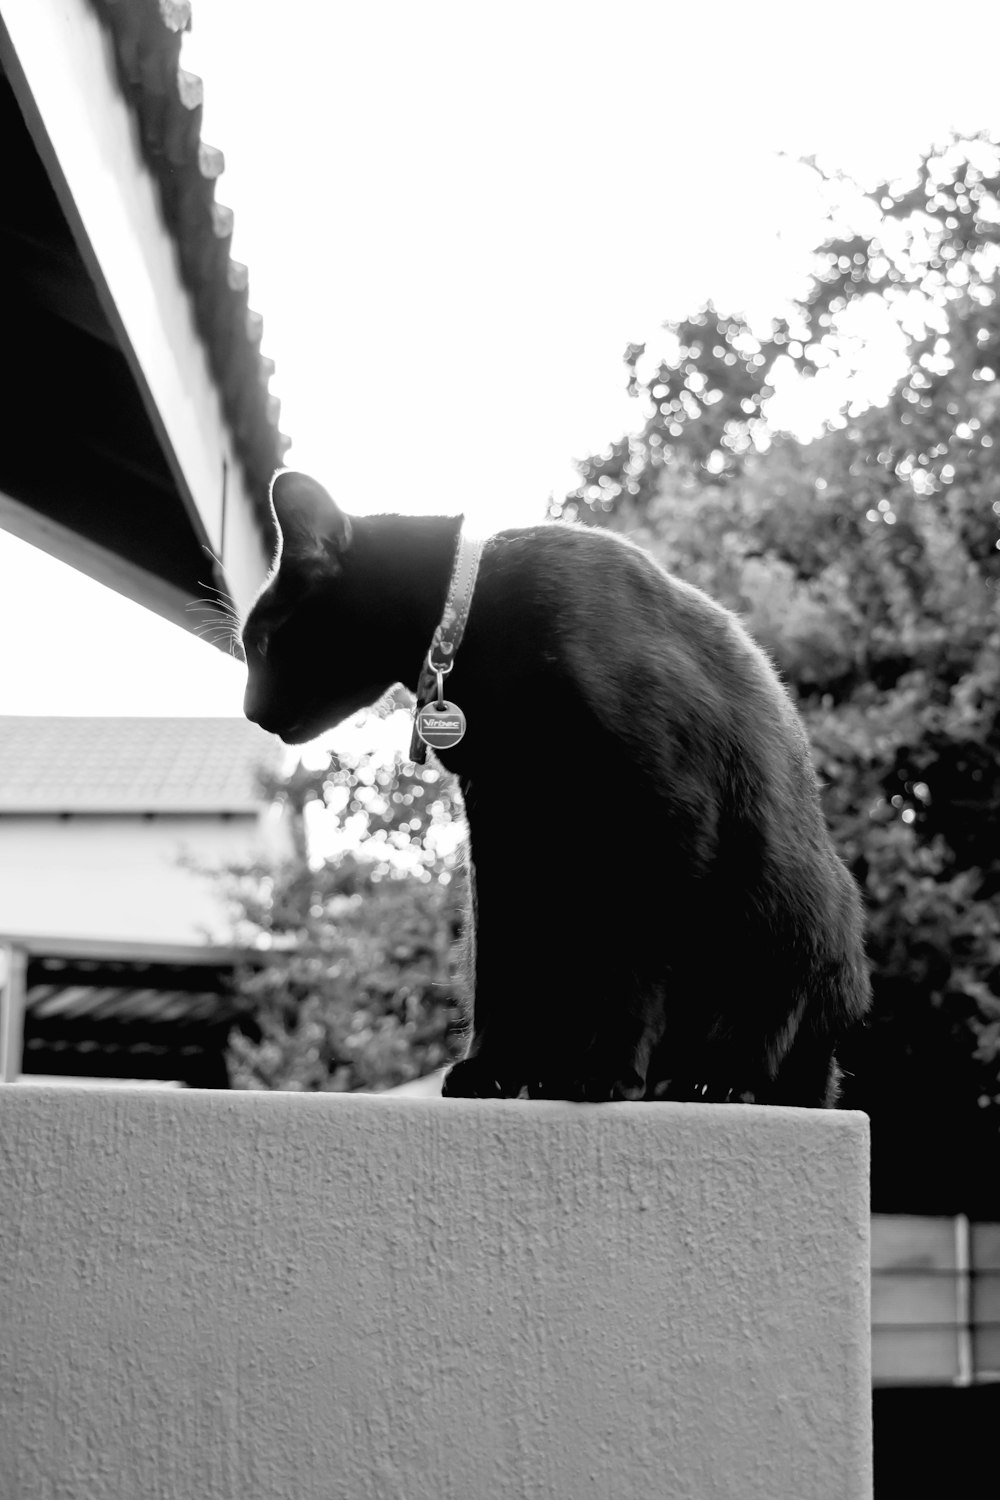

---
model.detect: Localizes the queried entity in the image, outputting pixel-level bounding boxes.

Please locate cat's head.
[241,470,394,744]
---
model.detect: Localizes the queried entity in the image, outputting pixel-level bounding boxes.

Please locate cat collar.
[409,525,484,763]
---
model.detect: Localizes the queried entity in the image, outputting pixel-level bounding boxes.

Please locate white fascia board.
[0,0,271,619]
[0,486,199,634]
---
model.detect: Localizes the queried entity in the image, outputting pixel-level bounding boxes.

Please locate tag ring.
[427,651,453,708]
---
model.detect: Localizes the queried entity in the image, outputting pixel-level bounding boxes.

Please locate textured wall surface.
[0,1087,871,1499]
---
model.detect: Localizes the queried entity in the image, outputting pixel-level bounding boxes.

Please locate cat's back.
[471,519,820,834]
[481,519,786,709]
[485,519,746,631]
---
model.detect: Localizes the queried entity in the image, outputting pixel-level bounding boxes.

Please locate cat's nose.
[246,709,284,737]
[243,689,274,733]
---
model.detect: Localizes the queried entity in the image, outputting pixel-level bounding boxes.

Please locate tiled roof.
[90,0,289,506]
[0,717,281,813]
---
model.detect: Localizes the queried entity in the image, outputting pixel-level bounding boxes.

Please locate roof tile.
[0,717,281,813]
[90,0,290,511]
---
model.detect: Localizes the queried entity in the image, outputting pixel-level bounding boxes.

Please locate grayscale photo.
[2,2,999,1496]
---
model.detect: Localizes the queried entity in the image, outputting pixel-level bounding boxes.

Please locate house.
[1,0,286,1086]
[0,715,290,1085]
[0,0,279,627]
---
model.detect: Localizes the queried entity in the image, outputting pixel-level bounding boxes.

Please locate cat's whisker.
[192,575,244,627]
[188,594,245,647]
[188,609,230,631]
[187,602,247,659]
[200,549,241,620]
[187,595,236,617]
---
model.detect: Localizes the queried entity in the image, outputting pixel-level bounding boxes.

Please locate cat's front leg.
[526,993,664,1103]
[441,884,532,1099]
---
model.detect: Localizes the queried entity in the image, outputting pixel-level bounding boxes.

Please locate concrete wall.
[0,1087,872,1500]
[0,811,288,945]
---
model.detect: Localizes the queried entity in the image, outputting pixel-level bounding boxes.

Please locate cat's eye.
[243,606,288,663]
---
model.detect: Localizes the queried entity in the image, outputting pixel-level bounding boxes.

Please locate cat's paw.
[648,1077,747,1103]
[442,1058,519,1099]
[528,1068,646,1103]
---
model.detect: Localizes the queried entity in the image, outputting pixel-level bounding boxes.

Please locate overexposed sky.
[3,0,999,716]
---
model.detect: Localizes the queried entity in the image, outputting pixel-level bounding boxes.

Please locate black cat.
[242,469,870,1106]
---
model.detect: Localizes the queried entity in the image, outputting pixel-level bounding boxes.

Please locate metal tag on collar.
[414,657,467,752]
[409,527,482,762]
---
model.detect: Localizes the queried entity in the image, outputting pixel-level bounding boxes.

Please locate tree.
[222,711,469,1093]
[553,135,1000,1212]
[550,310,786,529]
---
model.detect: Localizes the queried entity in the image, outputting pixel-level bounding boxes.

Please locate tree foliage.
[223,728,468,1094]
[551,135,1000,1212]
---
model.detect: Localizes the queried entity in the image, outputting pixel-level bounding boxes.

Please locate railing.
[872,1213,1000,1385]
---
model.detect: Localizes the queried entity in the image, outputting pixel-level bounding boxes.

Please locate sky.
[3,0,999,720]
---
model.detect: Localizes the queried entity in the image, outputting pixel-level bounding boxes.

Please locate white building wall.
[0,812,289,945]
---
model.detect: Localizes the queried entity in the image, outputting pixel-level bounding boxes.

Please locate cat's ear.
[269,469,352,566]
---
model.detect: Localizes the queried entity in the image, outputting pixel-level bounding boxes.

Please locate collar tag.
[413,699,467,752]
[409,527,483,763]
